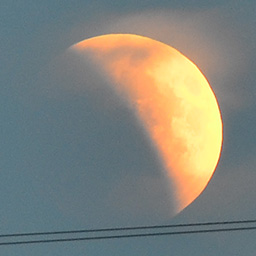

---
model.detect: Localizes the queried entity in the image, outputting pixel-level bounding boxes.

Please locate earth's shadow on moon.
[36,50,178,226]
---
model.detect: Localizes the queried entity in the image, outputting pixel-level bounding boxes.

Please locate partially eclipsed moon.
[70,34,223,214]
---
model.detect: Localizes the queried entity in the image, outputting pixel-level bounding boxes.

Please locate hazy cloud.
[67,6,255,115]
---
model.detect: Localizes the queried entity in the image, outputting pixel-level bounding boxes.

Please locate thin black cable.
[1,219,256,238]
[0,226,256,246]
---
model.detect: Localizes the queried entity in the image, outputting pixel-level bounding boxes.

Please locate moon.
[69,34,223,215]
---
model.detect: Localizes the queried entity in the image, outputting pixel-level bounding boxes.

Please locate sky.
[1,0,256,255]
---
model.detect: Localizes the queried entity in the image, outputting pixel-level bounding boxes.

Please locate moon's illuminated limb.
[70,34,223,213]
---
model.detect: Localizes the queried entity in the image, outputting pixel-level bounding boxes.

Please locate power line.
[0,225,256,246]
[1,219,256,238]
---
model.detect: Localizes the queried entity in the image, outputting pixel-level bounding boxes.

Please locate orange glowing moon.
[70,34,223,214]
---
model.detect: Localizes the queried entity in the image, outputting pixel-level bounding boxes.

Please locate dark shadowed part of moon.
[33,50,177,226]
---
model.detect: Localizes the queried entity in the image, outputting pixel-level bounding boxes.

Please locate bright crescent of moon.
[70,34,223,214]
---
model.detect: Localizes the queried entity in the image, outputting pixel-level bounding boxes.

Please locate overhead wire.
[1,219,256,238]
[0,219,256,246]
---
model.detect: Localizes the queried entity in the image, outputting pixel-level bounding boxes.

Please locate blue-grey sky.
[1,0,256,255]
